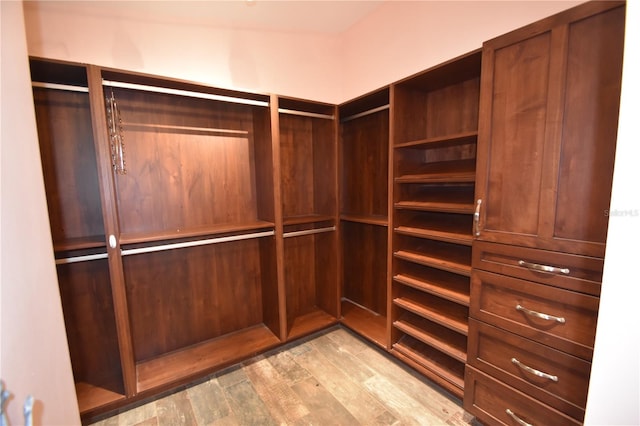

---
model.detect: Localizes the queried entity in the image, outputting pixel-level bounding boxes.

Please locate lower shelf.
[392,335,465,398]
[287,308,338,340]
[341,299,387,349]
[136,324,280,393]
[76,382,125,415]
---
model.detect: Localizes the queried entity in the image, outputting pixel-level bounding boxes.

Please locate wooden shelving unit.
[277,97,339,340]
[338,88,390,348]
[390,50,481,399]
[31,58,126,414]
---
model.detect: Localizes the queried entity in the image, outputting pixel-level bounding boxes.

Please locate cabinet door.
[475,2,624,257]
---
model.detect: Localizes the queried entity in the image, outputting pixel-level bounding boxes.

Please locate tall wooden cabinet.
[465,2,625,425]
[339,88,390,348]
[389,52,481,399]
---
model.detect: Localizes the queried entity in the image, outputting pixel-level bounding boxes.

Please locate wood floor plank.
[324,327,371,356]
[310,333,375,383]
[223,379,277,426]
[363,374,446,425]
[266,348,312,385]
[216,365,250,389]
[357,346,466,421]
[292,344,388,423]
[186,378,231,425]
[155,391,198,426]
[290,377,360,425]
[116,401,157,426]
[244,356,310,424]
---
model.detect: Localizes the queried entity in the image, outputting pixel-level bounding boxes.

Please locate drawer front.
[464,366,581,426]
[468,319,590,420]
[470,270,599,360]
[473,241,603,296]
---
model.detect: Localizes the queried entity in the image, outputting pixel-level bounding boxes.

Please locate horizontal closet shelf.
[53,235,107,252]
[283,214,335,226]
[393,297,469,335]
[393,317,467,363]
[394,131,477,149]
[341,299,387,349]
[394,250,471,276]
[119,221,275,245]
[395,201,475,214]
[393,274,470,306]
[394,225,472,246]
[286,308,338,340]
[392,337,465,391]
[395,159,477,184]
[136,324,280,393]
[340,214,388,227]
[75,382,125,415]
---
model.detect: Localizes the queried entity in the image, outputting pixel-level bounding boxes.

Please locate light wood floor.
[90,326,474,426]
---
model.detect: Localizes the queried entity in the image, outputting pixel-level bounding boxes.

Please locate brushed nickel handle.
[474,199,482,237]
[506,409,533,426]
[516,304,566,324]
[511,358,558,382]
[518,260,570,275]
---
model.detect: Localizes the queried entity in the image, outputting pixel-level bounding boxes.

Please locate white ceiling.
[40,0,386,34]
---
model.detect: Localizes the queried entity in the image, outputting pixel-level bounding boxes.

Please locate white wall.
[0,1,81,424]
[584,1,640,424]
[340,0,580,100]
[23,1,343,103]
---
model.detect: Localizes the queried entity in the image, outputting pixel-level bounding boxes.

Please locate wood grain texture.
[89,327,471,426]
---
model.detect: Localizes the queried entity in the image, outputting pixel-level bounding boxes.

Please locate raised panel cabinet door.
[475,1,624,256]
[552,4,625,258]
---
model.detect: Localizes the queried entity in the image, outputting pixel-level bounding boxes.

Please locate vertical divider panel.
[269,94,288,341]
[86,65,137,397]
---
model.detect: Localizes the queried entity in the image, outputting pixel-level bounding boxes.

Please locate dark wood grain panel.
[111,88,261,235]
[425,77,479,139]
[342,222,387,316]
[33,88,105,245]
[340,109,389,217]
[481,31,551,238]
[56,260,124,393]
[553,5,624,246]
[123,238,266,362]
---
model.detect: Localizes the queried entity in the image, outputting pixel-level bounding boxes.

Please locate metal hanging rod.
[55,252,108,265]
[102,80,269,108]
[340,104,389,123]
[121,122,249,135]
[278,108,335,120]
[283,226,336,239]
[32,82,89,93]
[121,230,275,256]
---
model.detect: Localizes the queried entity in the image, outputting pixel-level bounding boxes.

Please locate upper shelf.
[395,131,477,150]
[396,159,476,184]
[119,221,274,245]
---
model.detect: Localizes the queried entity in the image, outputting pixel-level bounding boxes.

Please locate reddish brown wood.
[340,300,387,349]
[468,319,591,420]
[465,366,581,426]
[394,313,467,363]
[470,269,599,361]
[475,2,625,258]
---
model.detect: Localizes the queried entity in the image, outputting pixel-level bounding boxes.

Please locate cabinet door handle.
[516,304,566,324]
[518,260,570,275]
[473,199,482,237]
[506,409,533,426]
[511,358,558,382]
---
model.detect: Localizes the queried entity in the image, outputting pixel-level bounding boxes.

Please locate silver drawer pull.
[511,358,558,382]
[506,409,533,426]
[474,199,482,237]
[518,260,570,275]
[516,304,566,324]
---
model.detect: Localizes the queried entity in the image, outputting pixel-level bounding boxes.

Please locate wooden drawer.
[464,366,581,426]
[470,270,599,360]
[468,319,591,421]
[473,241,603,296]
